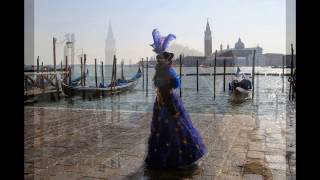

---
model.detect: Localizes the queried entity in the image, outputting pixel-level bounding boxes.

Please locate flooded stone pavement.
[24,105,295,180]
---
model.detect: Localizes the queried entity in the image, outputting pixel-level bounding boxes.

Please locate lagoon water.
[29,65,293,119]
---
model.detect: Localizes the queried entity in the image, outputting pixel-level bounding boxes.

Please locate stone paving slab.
[24,106,295,179]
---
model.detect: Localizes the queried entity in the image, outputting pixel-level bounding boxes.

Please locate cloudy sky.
[32,0,290,65]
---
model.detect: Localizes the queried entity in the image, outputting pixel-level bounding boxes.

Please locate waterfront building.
[216,38,264,66]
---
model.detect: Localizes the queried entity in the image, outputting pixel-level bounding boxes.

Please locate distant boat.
[24,97,37,105]
[61,68,142,98]
[229,67,252,100]
[271,66,281,68]
[271,66,288,68]
[200,64,209,68]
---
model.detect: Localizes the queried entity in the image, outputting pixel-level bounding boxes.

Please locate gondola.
[61,68,142,98]
[229,67,252,100]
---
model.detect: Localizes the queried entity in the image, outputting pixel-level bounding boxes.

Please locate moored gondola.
[229,67,252,100]
[61,68,142,98]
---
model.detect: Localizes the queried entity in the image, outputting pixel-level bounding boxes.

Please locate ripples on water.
[30,66,293,117]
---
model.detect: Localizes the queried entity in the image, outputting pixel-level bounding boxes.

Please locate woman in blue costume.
[145,29,207,169]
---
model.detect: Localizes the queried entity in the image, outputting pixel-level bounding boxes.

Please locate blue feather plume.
[151,29,176,54]
[162,34,176,52]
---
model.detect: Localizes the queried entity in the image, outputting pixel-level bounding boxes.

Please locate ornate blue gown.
[145,66,207,169]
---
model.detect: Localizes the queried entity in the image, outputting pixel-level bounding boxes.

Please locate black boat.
[229,67,252,100]
[61,68,142,98]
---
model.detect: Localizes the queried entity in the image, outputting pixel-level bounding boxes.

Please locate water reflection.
[243,161,273,180]
[28,67,292,116]
[125,164,201,180]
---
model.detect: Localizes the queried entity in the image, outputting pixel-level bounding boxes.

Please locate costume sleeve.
[168,67,180,89]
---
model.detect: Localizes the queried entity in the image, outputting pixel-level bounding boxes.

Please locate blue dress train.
[145,66,207,169]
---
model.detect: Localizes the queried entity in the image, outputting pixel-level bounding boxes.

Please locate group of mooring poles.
[204,49,256,100]
[31,56,70,91]
[34,49,71,98]
[138,49,260,100]
[92,55,121,90]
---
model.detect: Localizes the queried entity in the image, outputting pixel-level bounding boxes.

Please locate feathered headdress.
[150,29,176,54]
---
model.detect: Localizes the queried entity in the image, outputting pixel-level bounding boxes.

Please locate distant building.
[62,33,76,76]
[285,54,296,67]
[174,19,293,67]
[215,38,264,66]
[204,19,212,58]
[263,53,296,67]
[105,22,116,65]
[264,53,284,66]
[173,56,206,67]
[203,19,264,66]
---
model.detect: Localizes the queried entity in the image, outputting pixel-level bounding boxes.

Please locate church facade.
[186,20,265,66]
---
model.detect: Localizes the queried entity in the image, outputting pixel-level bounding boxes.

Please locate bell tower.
[204,18,212,57]
[105,21,116,65]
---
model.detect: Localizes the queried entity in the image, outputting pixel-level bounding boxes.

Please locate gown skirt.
[145,90,207,169]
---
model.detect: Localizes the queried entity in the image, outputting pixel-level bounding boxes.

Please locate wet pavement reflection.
[24,100,295,179]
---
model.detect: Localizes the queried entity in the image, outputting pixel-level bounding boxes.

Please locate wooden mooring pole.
[24,75,28,92]
[101,61,104,86]
[65,56,68,83]
[179,54,182,97]
[214,50,217,100]
[282,55,285,77]
[114,55,117,84]
[121,59,124,79]
[65,56,68,71]
[41,61,44,89]
[290,44,294,100]
[252,49,256,99]
[110,55,117,92]
[142,58,144,90]
[290,44,294,77]
[84,54,86,86]
[69,66,72,85]
[80,57,83,86]
[46,65,49,79]
[53,37,59,98]
[223,59,226,92]
[53,37,57,72]
[196,59,199,92]
[37,56,39,73]
[282,55,285,93]
[146,57,148,96]
[95,58,98,87]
